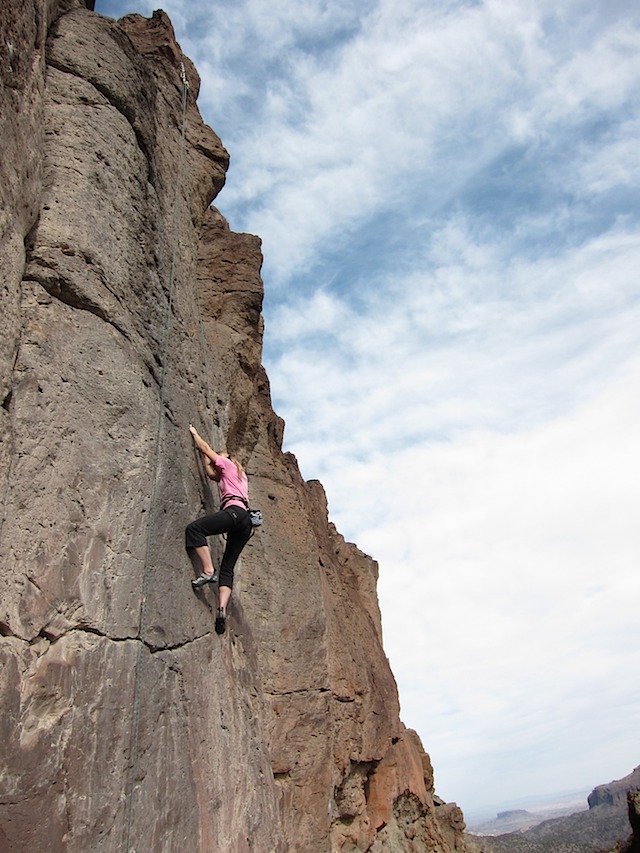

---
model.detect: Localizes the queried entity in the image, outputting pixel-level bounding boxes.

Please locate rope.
[123,64,190,853]
[193,253,217,448]
[181,118,216,445]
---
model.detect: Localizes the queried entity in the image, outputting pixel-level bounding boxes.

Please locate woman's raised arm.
[189,424,219,463]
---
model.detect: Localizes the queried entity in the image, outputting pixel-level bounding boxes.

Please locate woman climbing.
[185,424,253,635]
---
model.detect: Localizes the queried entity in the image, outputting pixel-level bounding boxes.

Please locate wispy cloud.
[182,0,640,283]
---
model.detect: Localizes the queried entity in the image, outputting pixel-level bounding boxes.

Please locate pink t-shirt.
[214,455,249,510]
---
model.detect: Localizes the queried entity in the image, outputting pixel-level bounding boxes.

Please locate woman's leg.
[193,545,215,576]
[217,511,252,591]
[185,511,234,581]
[218,585,232,611]
[216,510,252,634]
[215,584,233,634]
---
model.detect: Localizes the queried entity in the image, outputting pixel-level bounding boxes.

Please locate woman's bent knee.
[185,520,206,550]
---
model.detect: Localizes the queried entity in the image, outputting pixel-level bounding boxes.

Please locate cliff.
[589,767,640,811]
[0,3,474,851]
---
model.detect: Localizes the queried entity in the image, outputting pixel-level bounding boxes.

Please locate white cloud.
[268,219,640,468]
[369,367,640,806]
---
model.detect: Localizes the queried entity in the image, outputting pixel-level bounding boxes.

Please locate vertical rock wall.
[0,4,474,851]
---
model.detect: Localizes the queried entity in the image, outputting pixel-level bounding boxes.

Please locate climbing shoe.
[215,608,226,635]
[192,572,218,589]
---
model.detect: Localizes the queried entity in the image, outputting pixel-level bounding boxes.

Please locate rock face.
[589,767,640,811]
[0,3,474,851]
[627,791,640,852]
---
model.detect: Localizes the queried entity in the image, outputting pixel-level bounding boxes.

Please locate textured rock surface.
[0,4,474,851]
[627,791,640,852]
[598,788,640,853]
[589,767,640,810]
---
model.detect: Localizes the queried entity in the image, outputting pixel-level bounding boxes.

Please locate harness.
[220,494,263,528]
[220,494,250,511]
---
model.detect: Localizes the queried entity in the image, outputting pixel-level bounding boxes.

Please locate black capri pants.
[185,506,252,589]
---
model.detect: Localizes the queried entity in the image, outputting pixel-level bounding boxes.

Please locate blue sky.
[98,0,640,817]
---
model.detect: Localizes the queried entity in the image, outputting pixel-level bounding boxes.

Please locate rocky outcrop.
[627,791,640,852]
[590,767,640,811]
[474,767,640,853]
[597,788,640,853]
[0,3,473,851]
